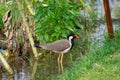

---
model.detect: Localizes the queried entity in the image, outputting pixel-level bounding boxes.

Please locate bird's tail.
[34,44,41,48]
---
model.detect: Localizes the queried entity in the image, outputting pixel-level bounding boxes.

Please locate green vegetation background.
[56,30,120,80]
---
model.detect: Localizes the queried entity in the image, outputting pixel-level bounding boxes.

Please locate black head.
[67,34,79,49]
[67,34,79,40]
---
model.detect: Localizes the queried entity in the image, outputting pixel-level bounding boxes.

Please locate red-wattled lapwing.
[34,34,79,73]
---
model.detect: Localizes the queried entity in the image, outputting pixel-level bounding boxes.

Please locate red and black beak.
[73,35,79,38]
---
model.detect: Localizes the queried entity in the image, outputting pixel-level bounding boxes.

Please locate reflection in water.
[13,68,31,80]
[1,56,31,80]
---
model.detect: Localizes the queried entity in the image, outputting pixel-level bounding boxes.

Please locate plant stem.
[16,0,39,59]
[0,50,13,75]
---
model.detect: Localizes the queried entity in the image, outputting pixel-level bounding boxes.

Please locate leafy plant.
[34,0,82,43]
[0,3,10,31]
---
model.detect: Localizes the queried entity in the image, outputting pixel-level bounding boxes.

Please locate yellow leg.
[60,54,64,73]
[57,54,61,73]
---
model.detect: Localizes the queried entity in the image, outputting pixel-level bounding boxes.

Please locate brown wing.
[40,39,70,52]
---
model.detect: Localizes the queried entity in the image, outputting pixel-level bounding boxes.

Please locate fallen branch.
[0,50,13,75]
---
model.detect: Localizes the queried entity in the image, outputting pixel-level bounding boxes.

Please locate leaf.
[67,27,74,32]
[74,20,84,29]
[44,34,49,41]
[34,0,82,42]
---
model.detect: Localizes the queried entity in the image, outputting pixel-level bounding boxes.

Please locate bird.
[34,34,79,73]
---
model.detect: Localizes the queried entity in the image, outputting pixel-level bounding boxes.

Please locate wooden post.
[103,0,114,39]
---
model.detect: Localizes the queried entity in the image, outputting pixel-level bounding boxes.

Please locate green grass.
[79,51,120,80]
[55,30,120,80]
[0,3,11,30]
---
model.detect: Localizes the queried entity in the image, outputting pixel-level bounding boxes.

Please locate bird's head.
[67,34,79,40]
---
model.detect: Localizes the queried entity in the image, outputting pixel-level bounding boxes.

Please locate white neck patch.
[68,36,73,42]
[68,36,73,47]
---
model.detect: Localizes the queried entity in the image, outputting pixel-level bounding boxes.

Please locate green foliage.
[34,0,81,43]
[11,2,20,25]
[0,3,10,30]
[55,29,120,80]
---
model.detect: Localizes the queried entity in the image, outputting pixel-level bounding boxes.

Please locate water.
[0,56,31,80]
